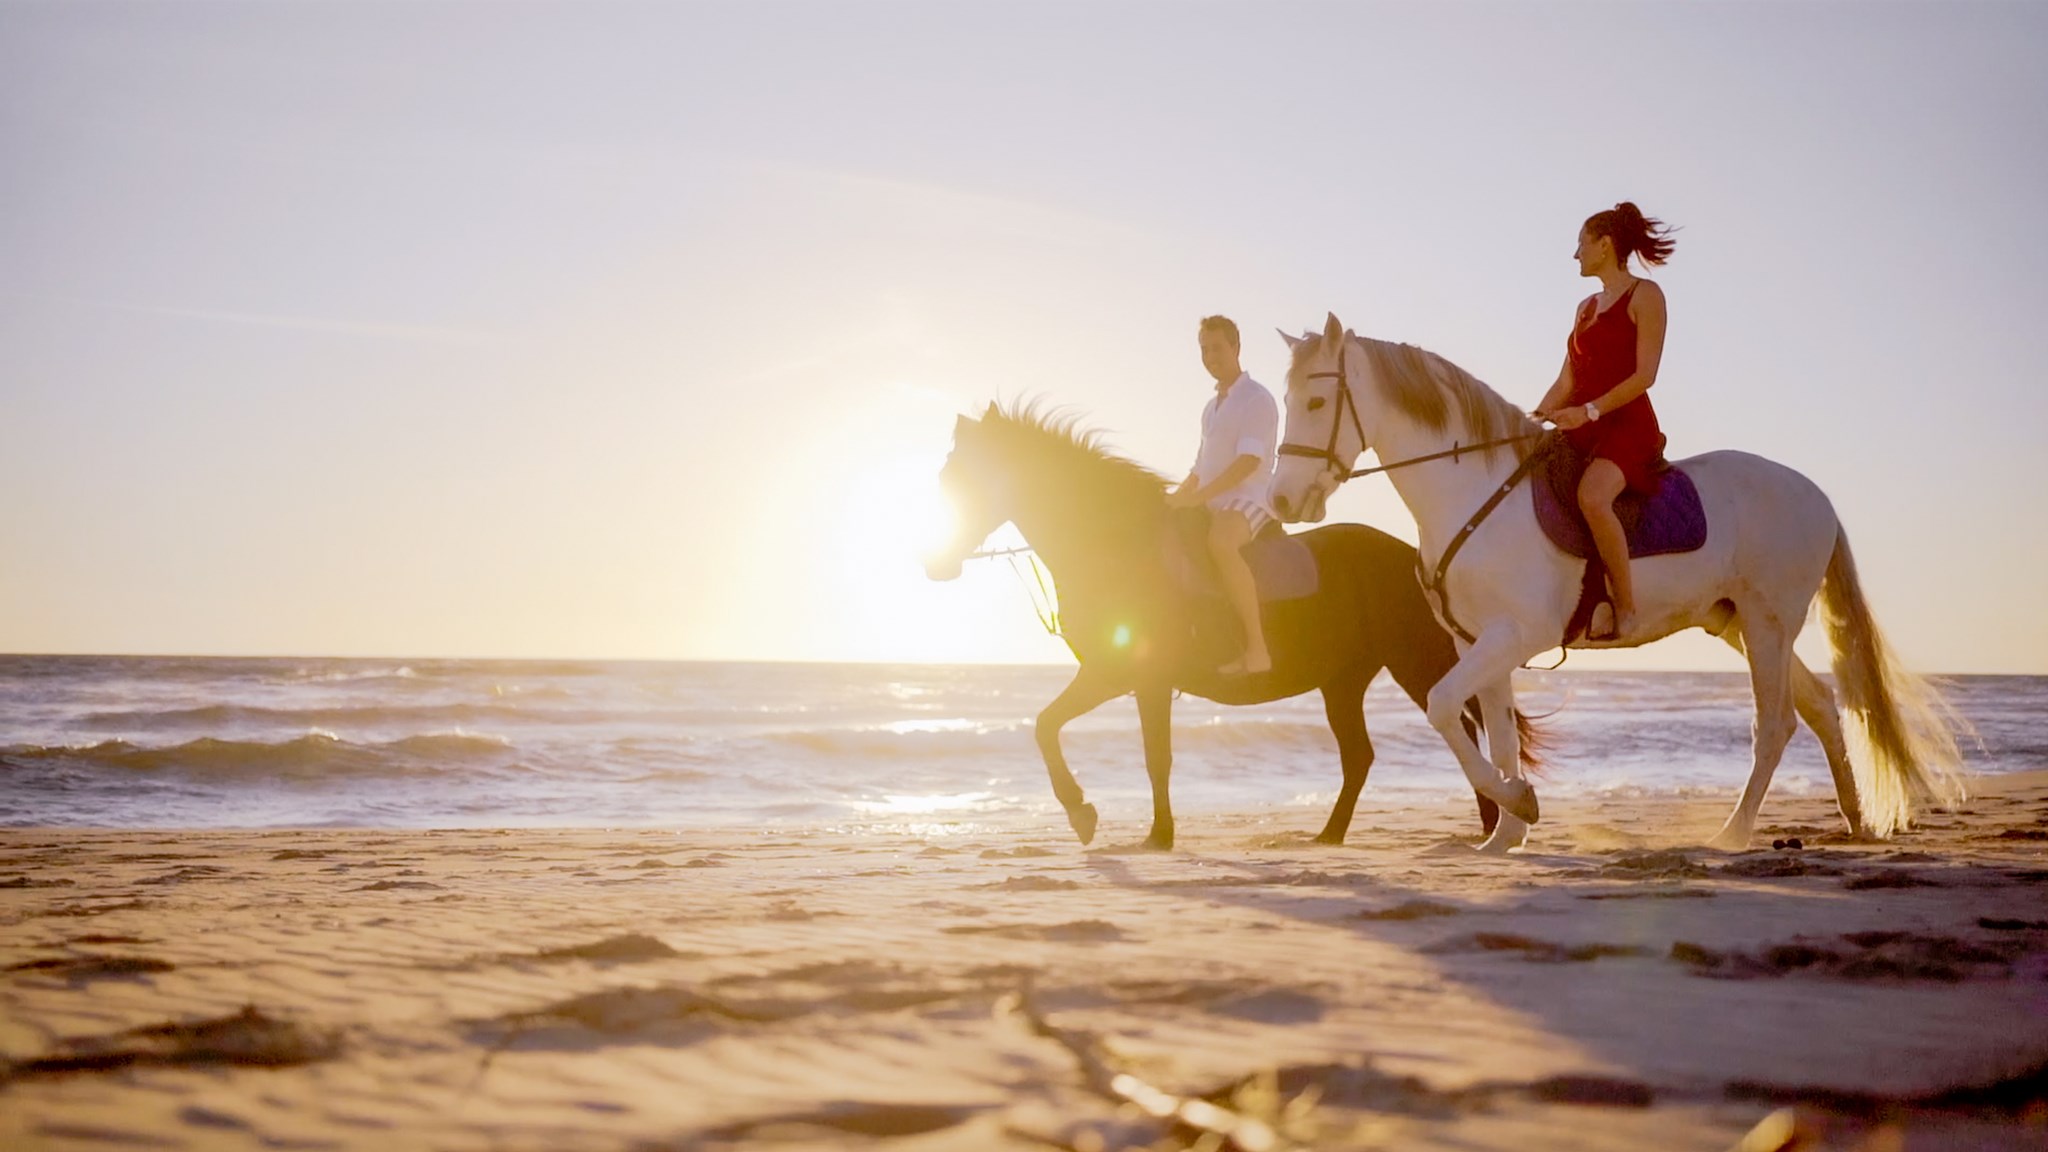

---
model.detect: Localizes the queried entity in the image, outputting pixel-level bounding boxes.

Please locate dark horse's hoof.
[1065,803,1099,846]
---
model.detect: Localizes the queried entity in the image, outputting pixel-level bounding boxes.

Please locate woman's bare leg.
[1577,459,1634,636]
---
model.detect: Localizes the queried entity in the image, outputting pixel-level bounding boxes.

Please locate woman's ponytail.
[1588,202,1677,267]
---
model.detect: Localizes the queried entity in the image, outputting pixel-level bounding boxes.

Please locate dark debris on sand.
[492,986,780,1035]
[1728,1054,2048,1119]
[1843,869,1945,890]
[1672,931,2029,982]
[6,953,174,982]
[1204,1061,1660,1121]
[1426,933,1649,963]
[528,933,684,964]
[1980,917,2048,931]
[1598,850,1707,879]
[1718,854,1843,879]
[1578,888,1717,900]
[1355,899,1462,920]
[2,1006,338,1080]
[1529,1074,1657,1108]
[943,919,1124,943]
[688,1102,983,1145]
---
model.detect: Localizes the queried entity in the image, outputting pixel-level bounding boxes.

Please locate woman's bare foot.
[1589,602,1636,642]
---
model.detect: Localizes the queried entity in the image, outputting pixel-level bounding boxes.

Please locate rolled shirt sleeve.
[1235,384,1277,460]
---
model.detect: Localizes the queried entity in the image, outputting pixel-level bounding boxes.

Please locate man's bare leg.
[1209,511,1271,674]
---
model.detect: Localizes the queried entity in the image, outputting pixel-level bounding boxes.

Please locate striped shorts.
[1210,495,1273,539]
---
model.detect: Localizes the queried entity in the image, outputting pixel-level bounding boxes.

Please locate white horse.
[1270,313,1963,852]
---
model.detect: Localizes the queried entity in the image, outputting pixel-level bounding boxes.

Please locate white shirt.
[1193,373,1278,516]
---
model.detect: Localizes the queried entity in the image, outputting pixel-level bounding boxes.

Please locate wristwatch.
[1585,402,1601,422]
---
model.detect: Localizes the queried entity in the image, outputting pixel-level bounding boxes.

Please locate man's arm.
[1168,455,1259,507]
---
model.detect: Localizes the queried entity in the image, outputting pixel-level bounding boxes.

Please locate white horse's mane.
[1293,335,1541,464]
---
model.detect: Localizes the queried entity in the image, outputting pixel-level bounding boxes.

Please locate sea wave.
[69,702,651,734]
[0,731,516,782]
[284,664,419,683]
[2,659,2038,829]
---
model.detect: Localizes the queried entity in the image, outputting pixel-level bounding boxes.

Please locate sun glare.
[824,451,981,661]
[839,454,956,571]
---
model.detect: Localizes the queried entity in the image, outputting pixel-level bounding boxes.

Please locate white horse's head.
[923,404,1012,581]
[1273,312,1374,523]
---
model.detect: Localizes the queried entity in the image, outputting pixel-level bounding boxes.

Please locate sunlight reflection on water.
[851,790,1000,816]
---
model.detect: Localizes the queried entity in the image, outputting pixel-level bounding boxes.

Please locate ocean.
[2,656,2041,832]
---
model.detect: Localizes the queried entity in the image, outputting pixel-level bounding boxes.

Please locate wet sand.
[4,775,2047,1151]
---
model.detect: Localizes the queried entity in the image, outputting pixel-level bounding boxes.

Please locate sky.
[2,1,2044,672]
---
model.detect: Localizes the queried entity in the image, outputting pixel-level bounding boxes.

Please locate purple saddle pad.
[1167,511,1319,603]
[1533,444,1707,560]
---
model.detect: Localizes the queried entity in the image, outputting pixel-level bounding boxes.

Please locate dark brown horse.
[924,402,1530,849]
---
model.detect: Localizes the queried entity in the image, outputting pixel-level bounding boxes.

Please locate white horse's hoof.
[1491,779,1540,826]
[1707,828,1750,852]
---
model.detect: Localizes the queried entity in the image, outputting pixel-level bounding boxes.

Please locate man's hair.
[1198,315,1240,349]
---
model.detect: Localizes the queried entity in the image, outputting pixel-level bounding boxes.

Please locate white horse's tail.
[1820,527,1966,837]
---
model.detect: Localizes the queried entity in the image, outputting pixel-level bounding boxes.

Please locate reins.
[1343,432,1548,480]
[965,545,1062,637]
[1414,436,1556,645]
[1280,339,1544,480]
[1280,336,1559,652]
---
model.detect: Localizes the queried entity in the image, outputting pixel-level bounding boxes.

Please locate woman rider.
[1533,201,1678,640]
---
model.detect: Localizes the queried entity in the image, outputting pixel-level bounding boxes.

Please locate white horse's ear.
[1323,313,1344,345]
[1277,328,1304,350]
[983,401,1000,420]
[955,413,976,434]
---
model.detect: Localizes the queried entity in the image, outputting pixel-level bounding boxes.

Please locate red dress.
[1565,282,1667,494]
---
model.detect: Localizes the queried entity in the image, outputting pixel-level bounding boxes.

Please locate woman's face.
[1575,226,1615,277]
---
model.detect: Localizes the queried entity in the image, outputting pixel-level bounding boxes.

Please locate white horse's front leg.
[1475,680,1529,854]
[1425,625,1543,826]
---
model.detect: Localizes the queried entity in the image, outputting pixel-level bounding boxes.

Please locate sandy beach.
[4,775,2046,1152]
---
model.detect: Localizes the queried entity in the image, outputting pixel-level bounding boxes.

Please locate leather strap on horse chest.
[1418,437,1555,644]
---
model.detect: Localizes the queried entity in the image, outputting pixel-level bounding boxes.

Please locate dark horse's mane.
[979,400,1169,517]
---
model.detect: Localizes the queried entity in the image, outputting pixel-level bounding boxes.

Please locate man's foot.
[1219,648,1272,676]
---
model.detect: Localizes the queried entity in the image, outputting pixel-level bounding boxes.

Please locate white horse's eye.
[1306,396,1327,412]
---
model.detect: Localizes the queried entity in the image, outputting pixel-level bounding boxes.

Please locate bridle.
[1280,337,1545,485]
[1276,336,1553,646]
[1277,340,1370,491]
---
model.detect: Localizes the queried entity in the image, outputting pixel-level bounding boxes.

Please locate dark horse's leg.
[1135,682,1175,850]
[1315,668,1377,845]
[1035,665,1129,846]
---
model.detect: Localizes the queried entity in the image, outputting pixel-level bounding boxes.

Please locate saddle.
[1164,507,1318,663]
[1531,439,1708,644]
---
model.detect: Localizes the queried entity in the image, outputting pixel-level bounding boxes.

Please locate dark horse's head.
[923,401,1166,582]
[923,403,1008,582]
